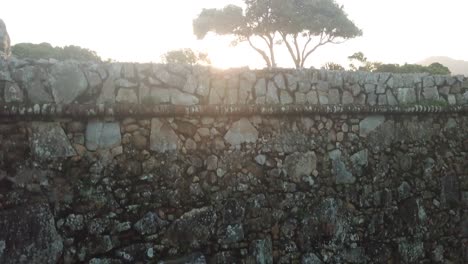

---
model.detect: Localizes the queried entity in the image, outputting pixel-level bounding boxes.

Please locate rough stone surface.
[86,122,122,151]
[31,122,76,159]
[50,62,88,104]
[359,115,385,137]
[0,19,11,56]
[0,203,63,264]
[224,118,258,146]
[116,88,138,103]
[150,118,181,153]
[284,151,317,183]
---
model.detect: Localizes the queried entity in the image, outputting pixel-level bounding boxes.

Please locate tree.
[350,52,451,75]
[161,48,211,65]
[193,0,361,69]
[11,42,101,62]
[322,62,344,70]
[348,52,379,71]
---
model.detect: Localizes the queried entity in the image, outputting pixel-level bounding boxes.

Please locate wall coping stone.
[0,103,466,118]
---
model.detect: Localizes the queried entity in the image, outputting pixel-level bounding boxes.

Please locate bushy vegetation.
[12,42,101,62]
[161,49,210,65]
[345,52,451,75]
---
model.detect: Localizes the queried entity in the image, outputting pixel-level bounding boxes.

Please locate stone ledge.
[0,103,467,118]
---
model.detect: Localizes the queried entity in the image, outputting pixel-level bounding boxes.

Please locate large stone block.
[0,203,63,264]
[31,122,76,159]
[150,118,181,153]
[85,121,122,151]
[224,118,258,146]
[50,62,89,104]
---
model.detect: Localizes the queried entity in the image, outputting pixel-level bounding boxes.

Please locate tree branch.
[248,36,272,68]
[280,32,300,68]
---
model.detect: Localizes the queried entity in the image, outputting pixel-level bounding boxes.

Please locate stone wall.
[0,57,467,108]
[0,58,467,264]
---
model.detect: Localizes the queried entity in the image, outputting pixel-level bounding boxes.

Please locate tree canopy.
[161,48,211,65]
[348,52,451,75]
[11,42,101,62]
[193,0,361,69]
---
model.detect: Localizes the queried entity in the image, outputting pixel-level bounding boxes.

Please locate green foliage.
[322,62,344,70]
[349,52,451,75]
[12,42,101,62]
[161,49,210,65]
[348,52,379,72]
[193,0,361,69]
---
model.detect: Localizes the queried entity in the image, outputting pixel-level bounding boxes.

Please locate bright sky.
[1,0,467,69]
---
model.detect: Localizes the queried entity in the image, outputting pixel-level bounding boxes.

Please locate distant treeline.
[11,42,101,62]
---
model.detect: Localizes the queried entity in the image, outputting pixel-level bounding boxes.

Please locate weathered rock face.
[0,59,466,106]
[0,61,467,263]
[50,62,88,103]
[30,122,76,159]
[0,19,10,57]
[0,203,63,264]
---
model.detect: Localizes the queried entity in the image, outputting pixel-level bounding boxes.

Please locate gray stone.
[280,90,294,104]
[367,92,377,106]
[150,118,181,153]
[398,239,424,263]
[224,118,258,146]
[255,154,267,165]
[350,149,368,176]
[266,81,280,104]
[250,237,273,264]
[50,62,88,103]
[255,78,267,97]
[150,87,171,104]
[0,19,11,56]
[330,153,355,184]
[158,253,206,264]
[284,151,317,183]
[397,88,416,104]
[239,72,255,102]
[13,65,53,103]
[166,207,216,248]
[170,89,199,105]
[31,122,76,159]
[376,84,386,94]
[115,78,137,88]
[116,88,138,103]
[378,94,387,105]
[206,155,218,171]
[302,253,323,264]
[274,74,286,89]
[0,203,63,264]
[350,84,361,96]
[386,90,398,105]
[133,212,168,236]
[364,84,376,93]
[221,224,244,243]
[447,94,456,105]
[422,87,439,100]
[306,91,319,104]
[328,89,340,104]
[286,73,298,91]
[209,79,226,104]
[4,82,23,103]
[85,70,102,88]
[422,76,435,88]
[85,121,122,151]
[183,74,198,94]
[342,91,354,104]
[98,64,121,104]
[360,115,385,137]
[318,93,328,104]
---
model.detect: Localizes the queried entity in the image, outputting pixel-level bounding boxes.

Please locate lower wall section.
[0,113,467,263]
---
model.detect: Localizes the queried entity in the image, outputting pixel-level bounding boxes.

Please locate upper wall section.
[0,57,467,114]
